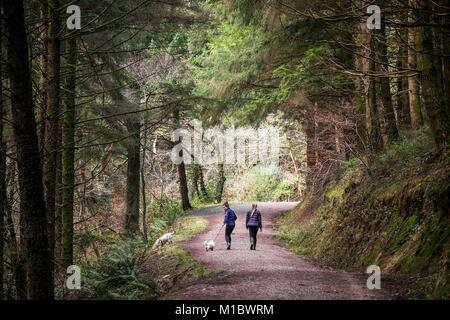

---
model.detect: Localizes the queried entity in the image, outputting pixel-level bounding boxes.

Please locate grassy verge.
[171,216,209,242]
[143,216,219,298]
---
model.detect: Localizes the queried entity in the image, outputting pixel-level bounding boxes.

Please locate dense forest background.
[0,0,448,299]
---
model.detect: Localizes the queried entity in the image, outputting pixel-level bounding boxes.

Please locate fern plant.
[79,236,161,300]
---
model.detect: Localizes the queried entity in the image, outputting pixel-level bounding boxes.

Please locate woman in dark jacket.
[223,201,237,250]
[246,203,262,250]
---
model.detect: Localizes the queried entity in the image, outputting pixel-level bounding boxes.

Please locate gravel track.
[165,202,390,300]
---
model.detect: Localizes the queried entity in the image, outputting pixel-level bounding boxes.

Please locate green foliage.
[146,196,185,243]
[343,156,360,176]
[187,1,354,127]
[278,225,310,256]
[272,179,301,201]
[190,196,217,208]
[276,129,450,299]
[225,165,302,202]
[225,164,284,201]
[378,127,434,164]
[168,32,188,55]
[224,164,302,202]
[67,210,207,300]
[187,9,271,123]
[79,236,161,300]
[74,224,117,258]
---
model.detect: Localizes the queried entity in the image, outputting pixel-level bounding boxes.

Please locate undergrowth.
[278,128,449,299]
[61,204,211,299]
[224,164,302,202]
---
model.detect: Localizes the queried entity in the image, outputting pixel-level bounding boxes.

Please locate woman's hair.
[251,203,257,216]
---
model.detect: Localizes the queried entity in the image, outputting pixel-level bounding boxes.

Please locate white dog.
[152,232,174,249]
[204,240,215,252]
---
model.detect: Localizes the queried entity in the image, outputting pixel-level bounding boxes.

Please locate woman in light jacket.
[246,203,262,250]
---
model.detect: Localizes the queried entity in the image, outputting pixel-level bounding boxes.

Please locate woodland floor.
[163,203,398,300]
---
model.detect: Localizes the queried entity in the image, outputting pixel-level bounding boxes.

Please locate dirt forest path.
[165,202,391,300]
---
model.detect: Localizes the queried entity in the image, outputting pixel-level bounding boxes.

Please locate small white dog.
[152,232,174,249]
[204,240,215,252]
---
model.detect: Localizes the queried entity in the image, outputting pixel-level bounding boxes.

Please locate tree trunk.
[376,7,399,146]
[44,0,60,276]
[334,124,346,160]
[191,163,199,197]
[5,186,27,299]
[408,1,424,128]
[54,117,62,270]
[305,116,317,191]
[4,0,53,299]
[396,35,411,131]
[215,163,226,203]
[178,160,191,211]
[62,35,76,269]
[38,0,48,157]
[362,21,381,156]
[442,0,450,109]
[141,119,148,241]
[197,164,208,199]
[173,109,191,211]
[414,0,449,153]
[0,4,4,298]
[353,29,368,153]
[4,163,28,299]
[125,120,140,233]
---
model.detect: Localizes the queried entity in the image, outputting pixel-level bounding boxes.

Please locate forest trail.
[165,202,392,300]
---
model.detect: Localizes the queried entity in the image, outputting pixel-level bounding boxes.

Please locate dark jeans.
[225,225,235,245]
[248,226,259,247]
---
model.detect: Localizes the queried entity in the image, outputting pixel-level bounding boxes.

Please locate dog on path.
[204,240,215,252]
[152,232,175,249]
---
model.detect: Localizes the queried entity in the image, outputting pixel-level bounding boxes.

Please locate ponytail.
[251,203,257,216]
